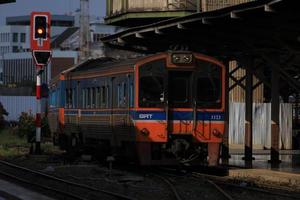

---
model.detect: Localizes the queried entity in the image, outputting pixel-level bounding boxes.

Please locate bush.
[17,112,35,140]
[41,117,51,138]
[0,102,8,129]
[17,112,51,142]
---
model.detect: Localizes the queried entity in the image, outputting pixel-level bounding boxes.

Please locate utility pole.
[79,0,91,61]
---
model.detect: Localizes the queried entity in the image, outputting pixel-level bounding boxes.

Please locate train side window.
[82,89,85,108]
[87,88,91,108]
[65,89,68,108]
[65,89,73,108]
[83,88,86,108]
[106,85,109,108]
[123,82,127,106]
[117,82,127,108]
[117,84,121,107]
[129,83,134,107]
[57,88,60,107]
[91,87,96,108]
[70,89,73,108]
[76,81,80,108]
[72,88,75,109]
[101,85,107,108]
[96,87,100,108]
[101,86,105,107]
[50,90,55,108]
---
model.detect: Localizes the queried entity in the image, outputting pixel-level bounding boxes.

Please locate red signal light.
[34,16,47,39]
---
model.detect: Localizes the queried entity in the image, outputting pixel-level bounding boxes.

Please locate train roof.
[50,55,153,84]
[68,56,145,75]
[51,51,223,84]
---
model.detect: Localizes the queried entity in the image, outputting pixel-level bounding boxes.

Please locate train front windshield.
[195,60,222,108]
[139,58,222,108]
[139,59,166,108]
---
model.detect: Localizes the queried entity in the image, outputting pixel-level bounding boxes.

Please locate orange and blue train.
[48,51,225,166]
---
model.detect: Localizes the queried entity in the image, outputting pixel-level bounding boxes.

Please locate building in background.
[0,15,78,86]
[51,17,130,59]
[1,50,77,85]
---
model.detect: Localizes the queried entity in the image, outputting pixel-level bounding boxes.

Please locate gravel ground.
[5,154,300,200]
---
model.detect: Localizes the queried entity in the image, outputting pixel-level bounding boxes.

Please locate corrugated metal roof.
[101,0,295,55]
[0,0,15,4]
[101,0,300,95]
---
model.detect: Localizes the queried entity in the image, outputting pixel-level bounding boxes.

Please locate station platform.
[228,149,300,172]
[0,179,55,200]
[226,149,300,190]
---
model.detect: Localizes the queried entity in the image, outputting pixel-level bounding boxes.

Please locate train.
[48,51,225,166]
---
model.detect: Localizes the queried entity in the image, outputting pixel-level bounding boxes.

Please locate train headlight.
[140,128,150,136]
[171,53,193,64]
[212,129,222,138]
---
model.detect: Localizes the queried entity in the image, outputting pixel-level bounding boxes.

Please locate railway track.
[150,173,184,200]
[191,171,300,200]
[0,160,137,200]
[153,166,300,200]
[150,168,234,200]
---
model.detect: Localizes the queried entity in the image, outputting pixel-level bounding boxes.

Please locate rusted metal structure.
[200,0,255,11]
[105,0,197,26]
[0,0,15,4]
[101,0,300,166]
[105,0,256,26]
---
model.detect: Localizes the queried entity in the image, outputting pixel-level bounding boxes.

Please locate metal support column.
[270,60,281,164]
[197,0,201,12]
[221,60,230,164]
[244,64,254,165]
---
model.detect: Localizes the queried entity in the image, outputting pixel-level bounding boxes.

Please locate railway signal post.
[30,12,52,154]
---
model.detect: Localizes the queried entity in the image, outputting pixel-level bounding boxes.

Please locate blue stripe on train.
[131,111,224,121]
[64,110,224,121]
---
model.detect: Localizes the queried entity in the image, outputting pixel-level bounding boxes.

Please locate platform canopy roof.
[101,0,300,95]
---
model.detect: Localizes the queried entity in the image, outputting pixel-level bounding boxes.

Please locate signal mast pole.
[30,12,52,155]
[35,64,43,154]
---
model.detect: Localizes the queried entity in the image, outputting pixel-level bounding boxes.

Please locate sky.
[0,0,106,25]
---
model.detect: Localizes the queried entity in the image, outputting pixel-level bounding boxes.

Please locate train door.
[167,71,193,134]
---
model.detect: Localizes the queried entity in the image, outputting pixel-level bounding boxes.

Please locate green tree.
[0,101,8,129]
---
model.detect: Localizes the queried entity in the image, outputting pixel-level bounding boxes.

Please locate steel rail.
[192,172,300,200]
[152,173,183,200]
[152,167,234,200]
[0,170,86,200]
[0,160,137,200]
[206,179,235,200]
